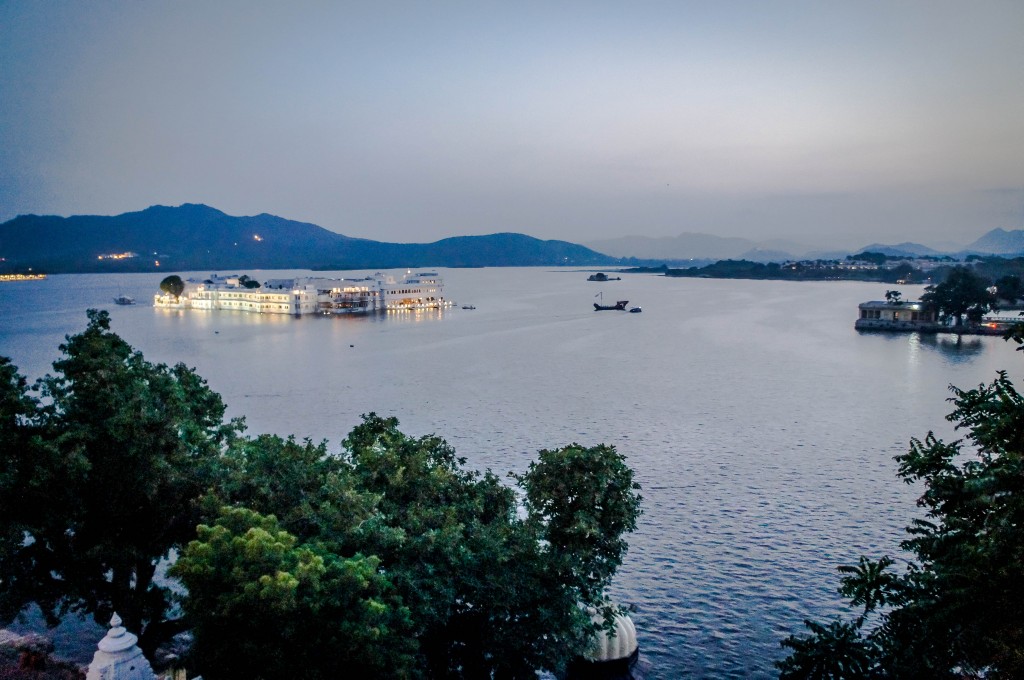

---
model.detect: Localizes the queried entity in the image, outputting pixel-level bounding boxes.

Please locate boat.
[630,307,642,313]
[462,305,476,310]
[113,295,136,305]
[594,300,629,311]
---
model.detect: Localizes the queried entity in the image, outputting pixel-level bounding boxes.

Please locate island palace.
[154,271,451,316]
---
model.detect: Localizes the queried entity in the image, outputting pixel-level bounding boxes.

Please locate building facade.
[154,272,450,316]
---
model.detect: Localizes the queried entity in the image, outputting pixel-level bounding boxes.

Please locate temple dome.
[584,606,639,662]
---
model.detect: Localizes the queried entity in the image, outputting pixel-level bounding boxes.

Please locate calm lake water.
[1,268,1020,678]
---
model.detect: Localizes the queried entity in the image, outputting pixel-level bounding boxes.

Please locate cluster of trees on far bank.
[0,311,641,679]
[658,253,1024,288]
[885,266,1021,329]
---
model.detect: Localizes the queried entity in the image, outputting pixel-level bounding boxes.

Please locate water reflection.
[917,333,985,362]
[380,308,449,324]
[858,329,986,365]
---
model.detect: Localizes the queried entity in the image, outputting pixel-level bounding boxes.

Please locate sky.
[1,1,1023,249]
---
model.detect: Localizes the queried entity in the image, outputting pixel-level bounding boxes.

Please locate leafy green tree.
[0,310,241,655]
[920,266,997,326]
[519,443,643,610]
[346,417,642,678]
[778,331,1024,678]
[215,434,377,548]
[0,357,48,627]
[172,506,417,679]
[185,415,642,679]
[159,274,185,299]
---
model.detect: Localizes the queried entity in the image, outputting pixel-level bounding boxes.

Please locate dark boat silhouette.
[594,300,629,311]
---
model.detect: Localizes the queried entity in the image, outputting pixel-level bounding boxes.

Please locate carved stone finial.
[86,612,156,679]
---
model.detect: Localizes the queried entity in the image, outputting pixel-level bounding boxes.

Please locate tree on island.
[159,274,185,299]
[0,313,643,679]
[920,266,996,326]
[237,274,260,289]
[884,289,902,304]
[995,274,1024,305]
[777,326,1024,679]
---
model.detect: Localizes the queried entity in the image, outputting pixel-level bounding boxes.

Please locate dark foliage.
[0,310,241,656]
[778,327,1024,678]
[920,266,996,326]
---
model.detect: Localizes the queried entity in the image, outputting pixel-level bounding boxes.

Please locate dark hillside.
[0,204,618,272]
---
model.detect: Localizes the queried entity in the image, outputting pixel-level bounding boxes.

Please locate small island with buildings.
[855,267,1023,336]
[154,270,451,316]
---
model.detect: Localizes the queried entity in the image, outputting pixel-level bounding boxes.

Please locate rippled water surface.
[1,268,1020,677]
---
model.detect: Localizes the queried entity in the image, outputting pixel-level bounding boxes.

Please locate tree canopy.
[1,312,643,679]
[175,417,642,679]
[0,310,242,656]
[159,274,185,299]
[995,274,1023,305]
[237,274,261,289]
[920,266,997,326]
[778,328,1024,678]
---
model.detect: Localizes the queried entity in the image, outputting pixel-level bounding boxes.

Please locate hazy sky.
[2,1,1022,248]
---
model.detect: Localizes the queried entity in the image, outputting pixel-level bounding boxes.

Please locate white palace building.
[154,271,451,316]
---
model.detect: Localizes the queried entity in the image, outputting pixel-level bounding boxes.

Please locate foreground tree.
[920,266,996,326]
[345,416,641,678]
[2,315,642,678]
[778,331,1024,678]
[179,415,642,679]
[0,310,241,655]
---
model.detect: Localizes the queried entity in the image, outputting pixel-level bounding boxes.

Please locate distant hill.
[585,233,771,260]
[0,204,618,273]
[856,242,943,258]
[583,232,848,262]
[737,248,794,263]
[965,228,1024,255]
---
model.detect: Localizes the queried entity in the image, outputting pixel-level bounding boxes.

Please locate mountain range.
[2,203,1022,273]
[0,204,618,273]
[585,229,1024,262]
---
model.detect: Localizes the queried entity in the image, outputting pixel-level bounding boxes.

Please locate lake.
[1,267,1019,678]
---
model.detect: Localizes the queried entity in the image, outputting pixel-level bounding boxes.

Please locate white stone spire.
[86,613,157,680]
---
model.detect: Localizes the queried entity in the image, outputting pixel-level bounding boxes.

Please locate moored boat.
[594,300,629,311]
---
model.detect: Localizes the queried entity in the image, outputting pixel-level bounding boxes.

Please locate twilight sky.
[2,2,1022,248]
